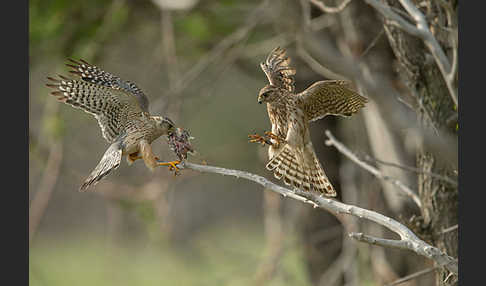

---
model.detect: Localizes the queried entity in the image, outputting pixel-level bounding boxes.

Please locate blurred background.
[29,0,458,285]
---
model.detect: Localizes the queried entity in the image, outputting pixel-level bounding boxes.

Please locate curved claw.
[158,160,182,175]
[248,131,286,146]
[264,131,284,144]
[248,133,273,146]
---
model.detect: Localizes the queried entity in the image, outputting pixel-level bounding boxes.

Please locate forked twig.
[177,161,457,274]
[324,130,422,208]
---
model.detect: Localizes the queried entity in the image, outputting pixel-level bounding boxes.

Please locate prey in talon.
[162,127,195,175]
[45,57,185,191]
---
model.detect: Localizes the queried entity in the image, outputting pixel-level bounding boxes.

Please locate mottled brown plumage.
[251,47,368,196]
[46,59,181,191]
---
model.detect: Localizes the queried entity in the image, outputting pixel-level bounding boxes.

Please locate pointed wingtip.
[67,58,91,67]
[46,76,59,82]
[50,91,62,96]
[66,63,78,69]
[67,58,81,65]
[69,70,82,76]
[58,74,70,80]
[79,59,91,66]
[79,179,94,192]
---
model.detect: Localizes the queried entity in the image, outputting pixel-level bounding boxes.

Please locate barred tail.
[266,144,336,197]
[80,142,122,191]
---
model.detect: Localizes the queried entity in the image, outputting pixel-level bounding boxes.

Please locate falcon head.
[258,85,281,104]
[153,116,176,135]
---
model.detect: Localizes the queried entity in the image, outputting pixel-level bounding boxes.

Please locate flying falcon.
[46,59,186,191]
[249,47,367,196]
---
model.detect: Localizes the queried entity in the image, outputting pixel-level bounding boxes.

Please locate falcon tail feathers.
[79,143,122,191]
[266,145,336,197]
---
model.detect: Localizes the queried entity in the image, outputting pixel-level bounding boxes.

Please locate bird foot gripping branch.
[158,160,182,174]
[161,127,195,176]
[46,58,196,191]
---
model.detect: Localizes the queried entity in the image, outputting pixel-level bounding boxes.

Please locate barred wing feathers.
[46,74,145,143]
[298,80,367,121]
[66,58,150,113]
[260,47,296,93]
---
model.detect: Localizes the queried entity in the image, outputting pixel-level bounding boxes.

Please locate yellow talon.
[248,133,270,145]
[264,131,283,143]
[248,132,284,146]
[158,160,181,172]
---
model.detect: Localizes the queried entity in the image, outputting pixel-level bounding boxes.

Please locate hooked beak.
[257,95,263,104]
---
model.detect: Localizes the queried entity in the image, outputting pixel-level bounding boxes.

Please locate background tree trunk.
[382,1,458,285]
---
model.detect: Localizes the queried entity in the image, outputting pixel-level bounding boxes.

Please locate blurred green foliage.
[29,0,129,61]
[42,112,65,140]
[177,12,211,41]
[30,224,311,286]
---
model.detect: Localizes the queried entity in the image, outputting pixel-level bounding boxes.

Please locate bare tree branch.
[359,27,385,58]
[151,0,271,112]
[440,224,458,235]
[310,0,353,14]
[177,161,457,274]
[300,35,458,168]
[362,0,458,106]
[350,232,416,250]
[384,266,439,286]
[361,154,457,187]
[296,44,349,80]
[324,130,422,208]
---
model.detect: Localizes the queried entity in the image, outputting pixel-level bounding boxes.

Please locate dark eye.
[263,92,269,97]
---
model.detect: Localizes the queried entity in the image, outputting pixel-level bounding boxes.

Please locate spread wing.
[46,71,145,143]
[297,80,368,121]
[260,47,296,93]
[66,59,150,113]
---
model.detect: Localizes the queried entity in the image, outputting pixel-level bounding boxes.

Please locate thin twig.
[310,0,353,14]
[242,13,336,58]
[359,27,384,58]
[79,0,127,61]
[383,266,439,286]
[198,29,252,98]
[301,20,457,168]
[362,0,458,106]
[151,0,271,112]
[324,130,422,208]
[177,161,457,274]
[361,154,457,186]
[448,28,458,84]
[440,224,458,234]
[296,45,349,80]
[350,232,415,251]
